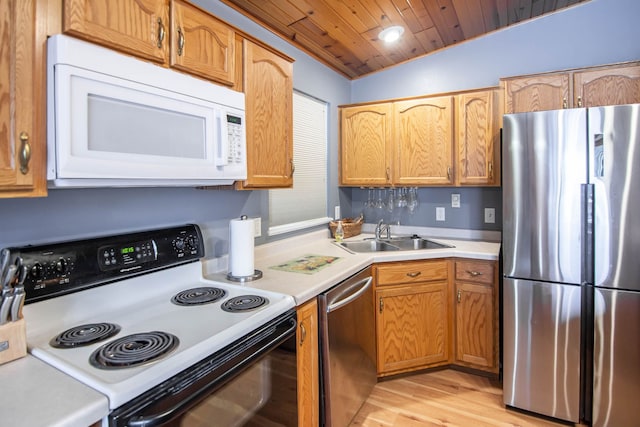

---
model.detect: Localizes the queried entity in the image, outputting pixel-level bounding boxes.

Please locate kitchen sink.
[339,240,400,253]
[339,235,453,253]
[384,237,453,250]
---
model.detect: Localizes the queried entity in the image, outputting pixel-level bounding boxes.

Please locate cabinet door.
[63,0,169,63]
[340,104,392,186]
[0,0,46,197]
[455,282,494,370]
[376,282,449,375]
[171,0,235,86]
[297,299,319,427]
[239,40,293,189]
[574,63,640,108]
[456,90,500,186]
[393,96,454,186]
[503,73,570,113]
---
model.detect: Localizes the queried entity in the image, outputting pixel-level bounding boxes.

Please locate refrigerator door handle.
[581,183,594,286]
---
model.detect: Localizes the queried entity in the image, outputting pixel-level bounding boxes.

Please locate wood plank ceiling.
[220,0,589,79]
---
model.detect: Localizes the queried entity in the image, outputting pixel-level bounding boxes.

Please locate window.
[268,92,330,235]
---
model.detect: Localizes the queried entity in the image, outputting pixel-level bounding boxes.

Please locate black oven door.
[109,310,297,427]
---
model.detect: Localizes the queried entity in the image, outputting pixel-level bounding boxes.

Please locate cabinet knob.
[19,132,31,175]
[406,271,421,278]
[379,297,384,313]
[447,166,452,181]
[290,159,295,177]
[563,97,568,109]
[177,27,185,56]
[577,96,583,108]
[157,18,165,48]
[488,162,493,180]
[466,270,482,277]
[457,290,461,303]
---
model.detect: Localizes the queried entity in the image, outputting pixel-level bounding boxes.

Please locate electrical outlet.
[253,217,262,237]
[451,193,460,208]
[334,206,341,220]
[484,208,495,224]
[436,207,445,221]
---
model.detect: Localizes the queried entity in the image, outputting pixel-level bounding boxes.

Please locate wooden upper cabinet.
[503,62,640,114]
[238,40,293,189]
[170,0,235,86]
[340,103,393,186]
[455,89,500,186]
[63,0,169,64]
[503,73,570,113]
[574,63,640,108]
[0,0,46,198]
[394,96,454,186]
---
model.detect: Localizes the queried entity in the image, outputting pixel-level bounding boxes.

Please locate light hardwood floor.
[350,369,571,427]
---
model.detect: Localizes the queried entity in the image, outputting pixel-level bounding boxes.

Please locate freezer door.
[592,288,640,427]
[589,104,640,291]
[503,278,582,423]
[502,109,587,284]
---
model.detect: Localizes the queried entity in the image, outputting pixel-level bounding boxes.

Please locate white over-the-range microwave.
[47,35,247,188]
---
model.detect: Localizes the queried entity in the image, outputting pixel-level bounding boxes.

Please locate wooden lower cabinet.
[376,282,450,376]
[453,259,499,373]
[296,298,319,427]
[374,259,451,377]
[374,258,499,378]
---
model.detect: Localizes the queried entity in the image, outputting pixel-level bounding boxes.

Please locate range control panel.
[11,224,204,304]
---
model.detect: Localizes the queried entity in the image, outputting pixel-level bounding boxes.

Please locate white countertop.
[0,355,108,427]
[2,227,500,427]
[204,228,501,305]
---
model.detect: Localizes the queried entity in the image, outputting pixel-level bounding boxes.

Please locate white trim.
[268,217,333,236]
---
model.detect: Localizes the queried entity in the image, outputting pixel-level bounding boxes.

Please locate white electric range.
[11,224,296,425]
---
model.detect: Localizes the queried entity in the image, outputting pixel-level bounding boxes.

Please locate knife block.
[0,319,27,365]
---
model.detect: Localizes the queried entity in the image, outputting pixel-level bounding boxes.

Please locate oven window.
[172,337,297,427]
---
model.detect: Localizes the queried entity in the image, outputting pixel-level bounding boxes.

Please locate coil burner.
[171,287,227,306]
[221,295,269,312]
[50,323,121,349]
[89,331,179,369]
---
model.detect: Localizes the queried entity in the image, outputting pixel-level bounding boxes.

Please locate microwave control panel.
[227,114,243,164]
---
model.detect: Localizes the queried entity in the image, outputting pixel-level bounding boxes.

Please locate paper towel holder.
[227,269,263,282]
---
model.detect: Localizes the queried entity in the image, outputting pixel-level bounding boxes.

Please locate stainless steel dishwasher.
[319,266,377,427]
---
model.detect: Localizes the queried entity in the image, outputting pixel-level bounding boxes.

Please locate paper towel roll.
[229,216,254,277]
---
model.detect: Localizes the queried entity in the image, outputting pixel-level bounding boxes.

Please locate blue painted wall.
[1,0,638,250]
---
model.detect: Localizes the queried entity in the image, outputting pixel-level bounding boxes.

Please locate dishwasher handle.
[326,276,372,313]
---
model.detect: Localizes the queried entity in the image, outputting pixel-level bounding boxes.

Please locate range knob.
[55,258,68,274]
[30,262,44,279]
[185,236,197,251]
[174,238,185,251]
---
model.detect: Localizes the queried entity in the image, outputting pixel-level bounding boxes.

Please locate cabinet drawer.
[455,260,494,284]
[376,260,448,286]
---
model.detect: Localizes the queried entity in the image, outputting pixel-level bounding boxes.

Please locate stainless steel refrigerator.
[502,104,640,426]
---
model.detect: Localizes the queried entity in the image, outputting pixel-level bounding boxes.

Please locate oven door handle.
[120,313,297,427]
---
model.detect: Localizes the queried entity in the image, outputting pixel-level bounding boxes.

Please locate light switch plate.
[484,208,495,224]
[253,217,262,237]
[436,207,445,221]
[451,193,460,208]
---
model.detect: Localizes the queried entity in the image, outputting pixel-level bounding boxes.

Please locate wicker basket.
[329,214,363,239]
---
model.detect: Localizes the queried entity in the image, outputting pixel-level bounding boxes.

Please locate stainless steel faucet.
[375,219,391,240]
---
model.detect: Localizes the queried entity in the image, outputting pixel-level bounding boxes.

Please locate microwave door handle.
[215,110,229,166]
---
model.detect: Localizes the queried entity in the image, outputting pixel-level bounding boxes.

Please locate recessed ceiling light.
[378,25,405,43]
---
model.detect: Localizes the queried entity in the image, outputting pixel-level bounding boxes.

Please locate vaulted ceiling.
[220,0,589,79]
